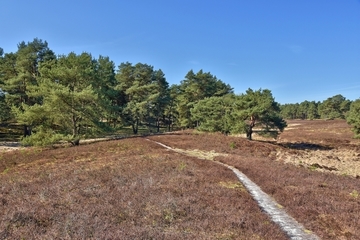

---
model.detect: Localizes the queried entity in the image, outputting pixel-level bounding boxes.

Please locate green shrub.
[21,127,70,146]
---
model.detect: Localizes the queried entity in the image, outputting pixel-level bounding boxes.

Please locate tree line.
[280,95,360,138]
[0,38,359,145]
[280,95,351,120]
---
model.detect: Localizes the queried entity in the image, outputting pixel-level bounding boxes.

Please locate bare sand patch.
[276,148,360,177]
[0,142,22,152]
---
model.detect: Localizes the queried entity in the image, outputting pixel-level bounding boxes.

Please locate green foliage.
[192,89,286,139]
[346,99,360,138]
[163,84,179,131]
[115,62,170,134]
[236,89,286,139]
[10,52,114,145]
[20,126,69,146]
[191,94,236,134]
[94,55,121,127]
[38,53,102,136]
[0,92,11,122]
[280,95,352,121]
[176,69,233,128]
[280,101,320,120]
[319,94,350,119]
[0,38,55,107]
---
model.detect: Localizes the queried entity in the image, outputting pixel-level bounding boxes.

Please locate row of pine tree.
[1,39,359,145]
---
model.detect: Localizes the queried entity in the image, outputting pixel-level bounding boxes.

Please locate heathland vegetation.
[1,120,359,239]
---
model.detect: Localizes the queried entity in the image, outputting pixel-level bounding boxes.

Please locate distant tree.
[151,69,170,132]
[164,84,180,131]
[176,69,233,128]
[93,55,122,127]
[318,94,350,119]
[192,89,287,140]
[307,101,320,120]
[115,62,170,134]
[298,101,310,119]
[191,94,235,134]
[297,100,320,120]
[235,89,287,140]
[346,99,360,138]
[280,103,299,119]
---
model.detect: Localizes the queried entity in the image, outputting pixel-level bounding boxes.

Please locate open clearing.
[0,119,359,239]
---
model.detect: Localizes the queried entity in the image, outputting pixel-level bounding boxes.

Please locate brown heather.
[0,138,287,239]
[0,119,359,239]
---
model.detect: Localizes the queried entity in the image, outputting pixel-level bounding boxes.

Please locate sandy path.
[0,142,22,152]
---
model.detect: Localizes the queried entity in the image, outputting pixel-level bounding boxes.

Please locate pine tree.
[0,39,55,136]
[115,63,170,134]
[346,99,360,138]
[176,69,233,128]
[16,52,109,145]
[192,89,287,140]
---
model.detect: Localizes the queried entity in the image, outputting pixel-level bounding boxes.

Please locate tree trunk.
[72,138,80,146]
[246,128,253,140]
[157,117,160,133]
[23,125,31,137]
[72,114,77,137]
[167,115,172,132]
[132,119,138,134]
[247,115,256,140]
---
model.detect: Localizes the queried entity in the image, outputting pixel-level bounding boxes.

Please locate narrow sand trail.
[147,139,319,240]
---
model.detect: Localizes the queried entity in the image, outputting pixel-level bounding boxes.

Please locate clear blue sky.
[1,0,359,104]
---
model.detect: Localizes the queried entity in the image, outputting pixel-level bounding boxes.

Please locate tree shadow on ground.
[259,140,333,151]
[279,142,333,150]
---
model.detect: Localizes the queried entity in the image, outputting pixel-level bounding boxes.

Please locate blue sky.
[1,0,359,104]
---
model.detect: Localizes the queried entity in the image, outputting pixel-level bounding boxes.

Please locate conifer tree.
[176,69,233,128]
[15,52,110,145]
[346,99,360,138]
[115,62,170,134]
[192,89,287,140]
[0,38,55,136]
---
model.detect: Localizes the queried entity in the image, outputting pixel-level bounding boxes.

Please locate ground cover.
[0,138,287,239]
[1,119,359,239]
